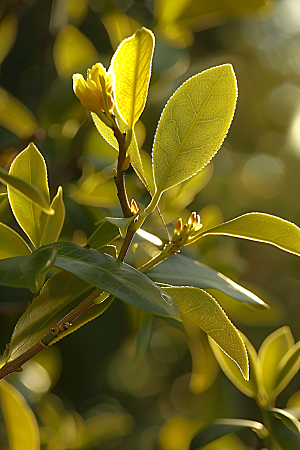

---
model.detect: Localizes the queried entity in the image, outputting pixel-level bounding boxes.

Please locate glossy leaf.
[40,186,65,246]
[110,27,155,133]
[0,166,52,216]
[0,222,31,260]
[0,380,40,450]
[0,246,57,292]
[152,64,237,195]
[147,254,267,307]
[86,219,120,249]
[106,215,136,238]
[264,408,300,450]
[91,108,148,189]
[7,143,51,247]
[190,418,268,449]
[258,326,294,400]
[191,213,300,256]
[0,88,37,139]
[210,334,264,402]
[164,286,248,380]
[273,342,300,398]
[6,271,94,362]
[42,241,180,320]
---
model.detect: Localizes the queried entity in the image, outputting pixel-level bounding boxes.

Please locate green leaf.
[164,286,248,380]
[110,27,155,138]
[106,215,137,238]
[0,380,40,450]
[6,271,94,362]
[258,326,294,400]
[42,241,180,321]
[0,246,57,292]
[40,186,65,246]
[273,342,300,399]
[209,333,264,401]
[0,222,31,260]
[0,166,52,216]
[147,254,267,307]
[191,212,300,256]
[7,143,52,247]
[152,64,237,196]
[86,218,120,249]
[264,408,300,450]
[0,192,8,205]
[190,418,268,449]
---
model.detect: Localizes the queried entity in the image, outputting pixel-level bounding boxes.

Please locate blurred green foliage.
[1,0,300,449]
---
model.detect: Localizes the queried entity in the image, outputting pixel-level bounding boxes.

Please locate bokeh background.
[1,0,300,449]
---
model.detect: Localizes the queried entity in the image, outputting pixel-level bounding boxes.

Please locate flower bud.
[122,155,130,171]
[174,218,183,234]
[130,199,138,215]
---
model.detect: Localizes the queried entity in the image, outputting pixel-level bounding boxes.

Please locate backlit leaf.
[7,143,51,247]
[259,326,294,400]
[152,64,237,195]
[147,253,267,307]
[0,193,7,205]
[106,215,136,238]
[41,241,180,320]
[110,27,154,133]
[6,271,93,362]
[0,88,37,139]
[190,418,268,449]
[190,212,300,256]
[273,342,300,399]
[0,380,40,450]
[0,222,31,260]
[163,286,248,379]
[210,333,264,401]
[0,246,57,292]
[86,219,120,249]
[264,408,300,450]
[40,186,65,246]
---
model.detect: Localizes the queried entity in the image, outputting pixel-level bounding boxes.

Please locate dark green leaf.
[86,219,120,249]
[190,418,268,449]
[147,254,267,307]
[264,408,300,450]
[0,247,57,292]
[41,241,180,320]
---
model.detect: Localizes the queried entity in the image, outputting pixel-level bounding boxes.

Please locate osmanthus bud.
[73,63,114,127]
[130,199,138,215]
[172,212,202,248]
[174,218,183,234]
[122,155,131,171]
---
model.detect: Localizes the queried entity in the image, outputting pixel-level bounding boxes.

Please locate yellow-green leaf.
[0,167,52,215]
[258,326,294,400]
[40,186,65,246]
[7,143,50,248]
[0,88,37,139]
[0,222,31,259]
[152,64,237,196]
[106,215,137,238]
[110,27,155,135]
[273,342,300,399]
[163,286,248,380]
[0,380,40,450]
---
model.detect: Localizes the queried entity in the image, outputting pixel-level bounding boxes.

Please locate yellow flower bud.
[130,199,138,215]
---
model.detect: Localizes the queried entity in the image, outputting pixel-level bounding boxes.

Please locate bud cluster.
[172,212,202,247]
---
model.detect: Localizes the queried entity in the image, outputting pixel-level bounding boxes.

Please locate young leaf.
[40,186,65,246]
[0,222,31,259]
[41,241,180,321]
[86,218,120,249]
[190,418,268,450]
[110,27,155,138]
[209,334,265,402]
[0,380,40,450]
[190,212,300,256]
[106,215,136,238]
[273,342,300,399]
[0,246,57,292]
[147,253,267,307]
[6,271,94,363]
[7,143,51,248]
[0,166,52,215]
[258,326,294,400]
[163,286,248,380]
[152,64,237,196]
[264,408,300,450]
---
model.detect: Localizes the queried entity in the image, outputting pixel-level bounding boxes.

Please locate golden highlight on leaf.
[0,222,31,260]
[163,286,249,380]
[152,64,237,195]
[110,27,155,132]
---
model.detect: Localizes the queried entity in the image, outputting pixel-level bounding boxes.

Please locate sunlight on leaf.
[40,186,65,246]
[0,222,31,259]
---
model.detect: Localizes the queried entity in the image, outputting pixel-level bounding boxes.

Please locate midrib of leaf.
[128,32,143,130]
[28,149,38,247]
[155,75,223,196]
